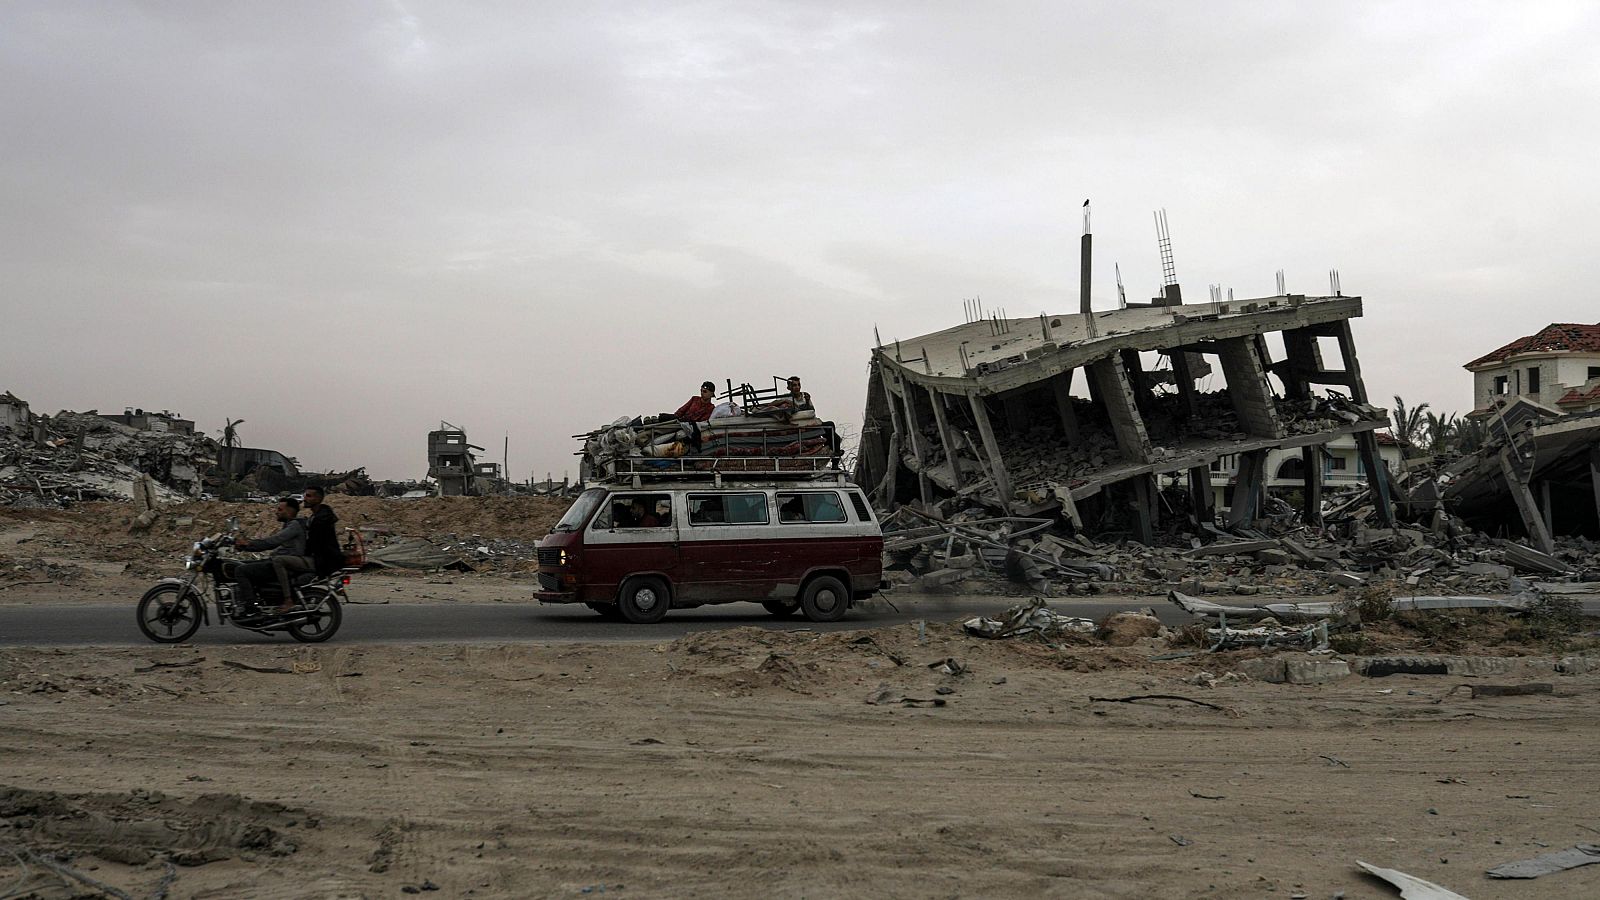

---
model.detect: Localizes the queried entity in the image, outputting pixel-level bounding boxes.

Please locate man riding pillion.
[301,486,343,577]
[232,497,308,615]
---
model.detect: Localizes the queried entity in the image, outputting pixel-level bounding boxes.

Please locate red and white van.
[534,482,884,623]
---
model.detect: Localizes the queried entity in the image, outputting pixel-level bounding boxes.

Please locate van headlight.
[559,549,569,565]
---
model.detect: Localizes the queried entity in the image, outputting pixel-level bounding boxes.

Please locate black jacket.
[305,504,343,576]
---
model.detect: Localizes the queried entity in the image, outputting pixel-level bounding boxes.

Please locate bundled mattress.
[580,411,838,477]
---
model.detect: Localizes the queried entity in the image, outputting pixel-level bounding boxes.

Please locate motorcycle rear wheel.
[288,593,342,643]
[137,584,204,643]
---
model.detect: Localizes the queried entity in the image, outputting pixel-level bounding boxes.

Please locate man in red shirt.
[675,381,716,422]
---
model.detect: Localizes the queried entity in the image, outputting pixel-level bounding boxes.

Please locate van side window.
[847,492,874,522]
[776,492,847,524]
[602,494,672,529]
[689,493,768,525]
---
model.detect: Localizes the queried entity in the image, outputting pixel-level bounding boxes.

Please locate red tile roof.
[1465,322,1600,369]
[1556,384,1600,406]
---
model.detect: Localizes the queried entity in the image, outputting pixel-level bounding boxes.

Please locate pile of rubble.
[883,499,1600,598]
[0,404,218,508]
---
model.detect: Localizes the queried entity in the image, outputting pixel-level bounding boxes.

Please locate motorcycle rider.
[301,486,343,576]
[233,497,308,615]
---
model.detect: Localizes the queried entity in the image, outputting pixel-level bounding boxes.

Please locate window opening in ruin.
[1527,367,1541,393]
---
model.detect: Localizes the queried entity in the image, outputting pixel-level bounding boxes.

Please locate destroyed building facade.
[97,408,197,435]
[426,423,504,497]
[1410,323,1600,549]
[856,292,1396,542]
[1465,321,1600,415]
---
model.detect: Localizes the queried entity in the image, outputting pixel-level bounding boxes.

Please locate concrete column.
[1171,351,1201,419]
[1120,349,1154,421]
[1591,446,1600,529]
[895,389,932,503]
[1499,446,1556,553]
[1130,475,1156,545]
[1050,371,1081,442]
[968,395,1014,510]
[1188,465,1214,527]
[926,385,960,485]
[1301,445,1323,526]
[1540,479,1555,539]
[1354,431,1397,529]
[1216,336,1285,439]
[1088,356,1152,463]
[1228,449,1269,528]
[875,366,907,507]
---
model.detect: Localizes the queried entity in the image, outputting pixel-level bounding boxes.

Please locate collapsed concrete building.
[856,289,1396,543]
[426,422,506,497]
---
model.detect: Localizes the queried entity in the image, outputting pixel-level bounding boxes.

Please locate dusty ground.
[5,500,1600,897]
[3,625,1600,899]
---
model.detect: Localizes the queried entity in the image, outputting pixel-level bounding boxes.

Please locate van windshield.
[553,489,606,532]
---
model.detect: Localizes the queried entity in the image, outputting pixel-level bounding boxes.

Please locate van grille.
[537,547,563,567]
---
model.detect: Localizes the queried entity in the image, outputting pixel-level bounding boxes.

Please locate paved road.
[0,596,1191,646]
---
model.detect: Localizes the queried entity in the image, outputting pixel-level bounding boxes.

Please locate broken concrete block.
[917,568,969,588]
[1096,612,1162,647]
[1236,657,1288,684]
[1445,656,1518,677]
[1328,572,1365,588]
[1253,548,1292,566]
[1460,562,1511,579]
[1556,656,1598,675]
[1354,656,1450,677]
[1284,657,1351,684]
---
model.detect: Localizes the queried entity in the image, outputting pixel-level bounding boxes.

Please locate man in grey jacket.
[233,497,308,614]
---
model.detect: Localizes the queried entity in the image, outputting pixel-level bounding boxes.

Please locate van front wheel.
[617,577,671,624]
[799,576,849,623]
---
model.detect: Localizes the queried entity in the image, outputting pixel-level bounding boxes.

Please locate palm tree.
[1391,395,1430,447]
[219,418,245,492]
[1423,410,1457,455]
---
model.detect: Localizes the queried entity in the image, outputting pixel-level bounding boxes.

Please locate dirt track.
[4,625,1599,898]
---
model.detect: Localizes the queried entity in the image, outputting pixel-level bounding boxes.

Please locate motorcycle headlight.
[184,558,196,570]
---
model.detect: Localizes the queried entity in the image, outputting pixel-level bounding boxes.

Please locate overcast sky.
[3,1,1597,480]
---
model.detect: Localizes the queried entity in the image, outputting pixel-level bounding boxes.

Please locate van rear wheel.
[799,575,849,623]
[617,576,671,624]
[761,597,800,618]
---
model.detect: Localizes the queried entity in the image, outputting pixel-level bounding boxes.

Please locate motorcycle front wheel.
[288,593,342,643]
[137,584,204,643]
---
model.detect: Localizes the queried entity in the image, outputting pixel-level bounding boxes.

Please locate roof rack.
[603,455,847,489]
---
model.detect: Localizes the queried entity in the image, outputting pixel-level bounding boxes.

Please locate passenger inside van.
[778,495,805,523]
[690,497,725,524]
[629,499,659,528]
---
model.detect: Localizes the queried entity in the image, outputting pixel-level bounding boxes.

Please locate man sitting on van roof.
[675,381,716,422]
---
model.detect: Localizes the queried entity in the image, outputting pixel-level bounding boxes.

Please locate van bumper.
[534,589,580,604]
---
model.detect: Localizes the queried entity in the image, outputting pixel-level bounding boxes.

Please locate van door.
[680,490,776,602]
[581,491,682,600]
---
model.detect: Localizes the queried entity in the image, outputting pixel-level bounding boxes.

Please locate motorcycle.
[136,517,352,643]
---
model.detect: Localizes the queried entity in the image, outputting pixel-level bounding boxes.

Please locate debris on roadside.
[963,598,1095,640]
[1485,843,1600,879]
[1356,860,1470,899]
